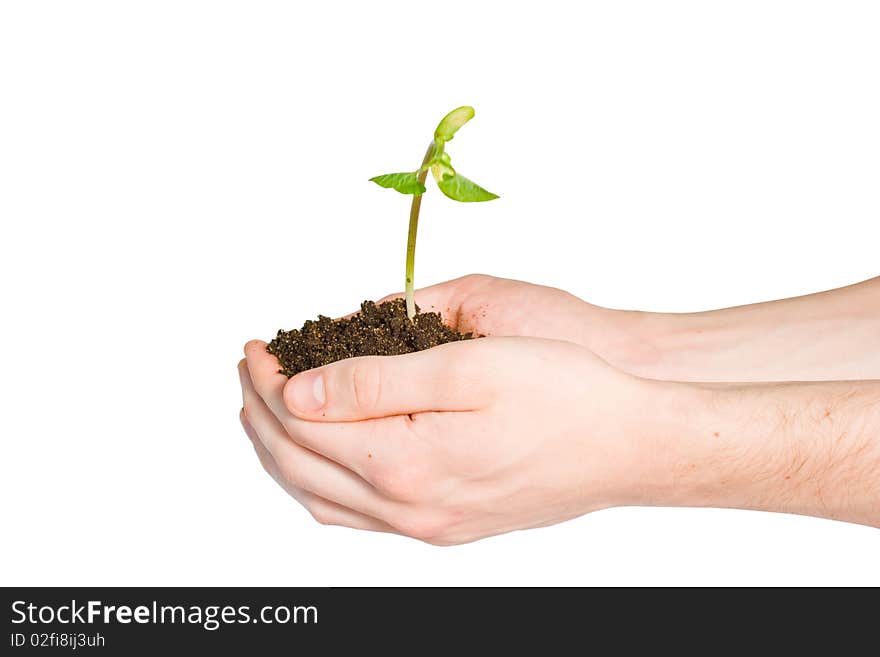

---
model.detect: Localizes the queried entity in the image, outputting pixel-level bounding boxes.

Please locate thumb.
[282,341,489,421]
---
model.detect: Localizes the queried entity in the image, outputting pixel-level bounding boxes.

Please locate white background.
[1,1,878,586]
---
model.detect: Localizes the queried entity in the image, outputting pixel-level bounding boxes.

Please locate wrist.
[622,378,779,510]
[583,307,684,380]
[587,305,790,382]
[589,374,718,509]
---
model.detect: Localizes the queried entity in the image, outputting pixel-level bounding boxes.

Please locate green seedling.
[370,106,499,320]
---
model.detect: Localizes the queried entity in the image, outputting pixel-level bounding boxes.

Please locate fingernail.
[288,373,326,413]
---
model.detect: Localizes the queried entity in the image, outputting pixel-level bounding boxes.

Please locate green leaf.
[436,173,499,202]
[369,172,426,195]
[434,106,475,143]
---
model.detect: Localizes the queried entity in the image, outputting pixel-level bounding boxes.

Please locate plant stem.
[405,141,436,320]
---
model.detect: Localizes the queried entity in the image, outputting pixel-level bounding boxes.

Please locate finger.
[241,410,397,534]
[244,340,294,420]
[289,413,430,486]
[243,348,426,478]
[241,407,303,499]
[283,339,492,421]
[297,491,400,533]
[238,358,250,405]
[239,359,400,521]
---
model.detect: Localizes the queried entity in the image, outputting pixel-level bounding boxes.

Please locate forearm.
[634,377,880,527]
[593,277,880,382]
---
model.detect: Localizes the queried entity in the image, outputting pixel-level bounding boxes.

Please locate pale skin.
[239,274,880,544]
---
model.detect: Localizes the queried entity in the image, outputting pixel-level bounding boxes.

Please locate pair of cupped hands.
[239,274,656,545]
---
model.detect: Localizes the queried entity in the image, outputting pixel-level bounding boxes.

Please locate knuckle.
[276,459,305,489]
[253,448,272,474]
[393,513,449,542]
[460,273,490,285]
[309,507,335,527]
[372,463,428,502]
[351,361,383,413]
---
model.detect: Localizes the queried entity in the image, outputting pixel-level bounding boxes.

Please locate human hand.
[366,273,609,350]
[406,275,880,383]
[368,273,665,379]
[240,336,656,544]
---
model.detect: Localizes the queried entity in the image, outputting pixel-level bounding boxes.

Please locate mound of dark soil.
[267,298,473,377]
